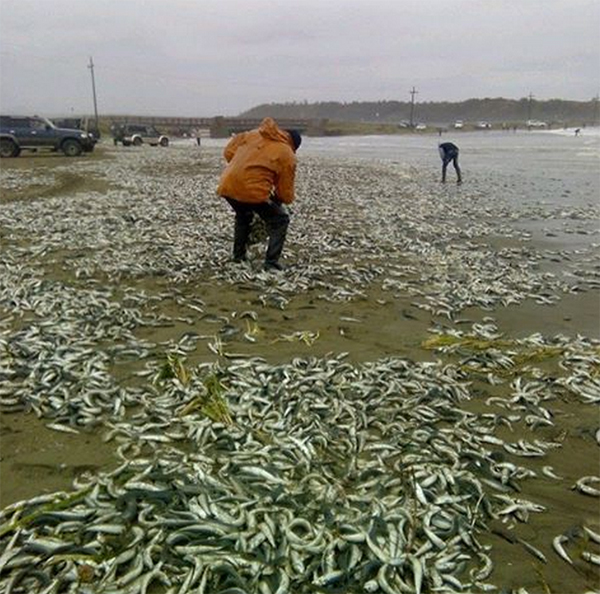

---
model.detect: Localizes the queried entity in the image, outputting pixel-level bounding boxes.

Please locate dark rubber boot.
[258,201,289,269]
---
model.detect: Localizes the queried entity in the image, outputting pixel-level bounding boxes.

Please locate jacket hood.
[258,117,294,148]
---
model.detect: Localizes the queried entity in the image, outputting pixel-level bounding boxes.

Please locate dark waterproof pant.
[225,198,290,266]
[441,149,462,183]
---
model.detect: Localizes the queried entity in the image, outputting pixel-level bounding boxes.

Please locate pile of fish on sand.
[0,145,599,593]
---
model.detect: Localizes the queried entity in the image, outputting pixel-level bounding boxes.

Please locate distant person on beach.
[217,117,301,271]
[438,142,462,184]
[575,128,581,137]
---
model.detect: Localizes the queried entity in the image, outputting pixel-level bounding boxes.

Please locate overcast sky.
[1,0,598,117]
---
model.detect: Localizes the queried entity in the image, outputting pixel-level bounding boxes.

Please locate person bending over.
[217,117,301,271]
[439,141,462,184]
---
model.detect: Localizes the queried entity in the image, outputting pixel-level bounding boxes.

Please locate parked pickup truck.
[0,115,97,158]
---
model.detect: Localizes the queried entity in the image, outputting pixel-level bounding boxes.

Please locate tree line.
[240,97,599,126]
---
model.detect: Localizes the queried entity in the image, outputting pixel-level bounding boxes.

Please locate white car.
[119,124,169,147]
[453,120,464,129]
[415,123,427,131]
[527,120,548,128]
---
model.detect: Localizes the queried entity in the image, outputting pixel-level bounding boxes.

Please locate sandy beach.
[0,132,599,593]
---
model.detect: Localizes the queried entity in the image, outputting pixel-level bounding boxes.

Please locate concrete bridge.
[103,115,324,138]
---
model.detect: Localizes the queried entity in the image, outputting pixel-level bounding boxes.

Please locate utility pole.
[409,86,418,128]
[527,92,534,123]
[593,94,599,125]
[88,57,99,132]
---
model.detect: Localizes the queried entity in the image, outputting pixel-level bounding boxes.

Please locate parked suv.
[0,116,97,158]
[111,123,169,147]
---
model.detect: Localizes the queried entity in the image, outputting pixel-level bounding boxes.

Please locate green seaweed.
[153,353,190,386]
[424,334,567,380]
[179,371,233,425]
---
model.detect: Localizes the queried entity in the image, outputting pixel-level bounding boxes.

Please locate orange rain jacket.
[217,117,297,205]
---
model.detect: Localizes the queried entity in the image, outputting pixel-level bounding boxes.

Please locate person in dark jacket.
[217,118,301,271]
[438,142,462,184]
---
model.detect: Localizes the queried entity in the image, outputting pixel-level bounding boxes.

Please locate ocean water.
[302,129,600,209]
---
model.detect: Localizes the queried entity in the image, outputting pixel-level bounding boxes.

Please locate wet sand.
[0,142,599,593]
[0,413,116,507]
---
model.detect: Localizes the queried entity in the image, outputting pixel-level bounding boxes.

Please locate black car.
[0,115,97,158]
